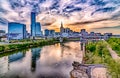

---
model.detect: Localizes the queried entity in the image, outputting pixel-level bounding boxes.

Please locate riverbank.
[0,39,59,53]
[85,41,120,78]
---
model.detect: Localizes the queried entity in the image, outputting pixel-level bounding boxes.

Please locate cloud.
[91,7,116,15]
[67,18,109,25]
[92,26,120,29]
[0,0,120,33]
[0,18,9,25]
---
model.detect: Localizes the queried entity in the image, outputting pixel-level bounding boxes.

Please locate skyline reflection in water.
[0,41,83,78]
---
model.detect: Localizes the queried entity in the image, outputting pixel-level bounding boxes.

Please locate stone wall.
[70,61,108,78]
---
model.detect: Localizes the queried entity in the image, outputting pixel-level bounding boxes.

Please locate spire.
[60,21,64,34]
[61,21,63,28]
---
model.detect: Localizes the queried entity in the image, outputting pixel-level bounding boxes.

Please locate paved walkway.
[107,46,120,60]
[104,41,120,61]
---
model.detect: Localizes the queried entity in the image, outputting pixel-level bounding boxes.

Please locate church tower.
[60,22,64,33]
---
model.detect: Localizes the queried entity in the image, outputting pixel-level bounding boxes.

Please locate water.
[0,42,84,78]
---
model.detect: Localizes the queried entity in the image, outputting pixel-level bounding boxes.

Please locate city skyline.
[0,0,120,34]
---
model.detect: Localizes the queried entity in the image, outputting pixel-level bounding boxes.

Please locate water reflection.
[0,56,9,76]
[9,52,25,63]
[0,42,84,78]
[31,48,41,72]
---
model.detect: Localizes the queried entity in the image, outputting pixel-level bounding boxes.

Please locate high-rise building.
[50,30,55,35]
[31,12,36,37]
[36,22,41,36]
[44,29,55,37]
[0,30,5,37]
[8,22,26,40]
[31,12,36,24]
[44,29,50,36]
[31,12,42,37]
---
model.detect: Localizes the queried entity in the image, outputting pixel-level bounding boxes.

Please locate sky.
[0,0,120,34]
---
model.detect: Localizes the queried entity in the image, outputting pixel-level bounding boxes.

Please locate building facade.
[31,12,36,37]
[36,22,42,36]
[0,30,5,37]
[8,22,26,40]
[31,12,42,37]
[44,29,50,36]
[60,22,69,37]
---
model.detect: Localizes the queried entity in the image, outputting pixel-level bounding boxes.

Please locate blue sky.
[0,0,120,34]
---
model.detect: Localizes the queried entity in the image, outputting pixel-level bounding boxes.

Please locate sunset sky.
[0,0,120,34]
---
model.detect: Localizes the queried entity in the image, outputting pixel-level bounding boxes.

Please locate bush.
[0,46,5,52]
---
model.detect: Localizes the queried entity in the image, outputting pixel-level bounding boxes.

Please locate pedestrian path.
[104,40,120,61]
[107,45,120,61]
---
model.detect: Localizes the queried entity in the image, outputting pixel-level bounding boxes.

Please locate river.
[0,41,84,78]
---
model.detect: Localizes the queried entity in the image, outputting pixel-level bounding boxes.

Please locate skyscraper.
[36,22,41,36]
[8,22,26,40]
[31,12,36,24]
[44,29,50,36]
[31,12,36,37]
[31,12,42,37]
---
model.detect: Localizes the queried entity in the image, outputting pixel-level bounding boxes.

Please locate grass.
[85,41,120,78]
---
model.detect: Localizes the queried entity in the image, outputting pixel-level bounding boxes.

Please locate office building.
[90,32,95,36]
[44,29,50,36]
[8,22,26,40]
[49,30,55,35]
[0,30,5,37]
[31,12,42,37]
[36,22,41,36]
[31,12,36,37]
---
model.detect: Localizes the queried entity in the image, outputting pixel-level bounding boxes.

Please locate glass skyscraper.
[50,30,55,35]
[44,29,50,36]
[31,48,41,72]
[36,22,41,36]
[31,12,41,37]
[8,22,26,40]
[31,12,36,24]
[31,12,36,37]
